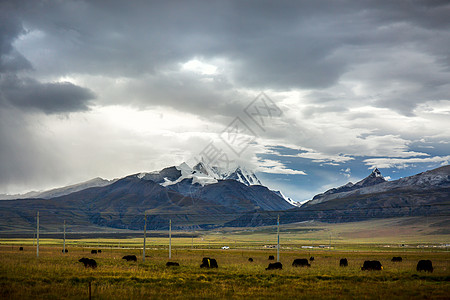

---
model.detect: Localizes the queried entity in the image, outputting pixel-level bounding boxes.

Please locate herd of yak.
[18,247,434,273]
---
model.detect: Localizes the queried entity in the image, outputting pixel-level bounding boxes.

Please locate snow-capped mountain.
[132,162,299,208]
[305,166,449,206]
[135,161,262,188]
[0,162,294,230]
[307,168,387,205]
[225,165,450,227]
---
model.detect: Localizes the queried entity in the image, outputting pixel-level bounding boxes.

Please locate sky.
[0,0,449,202]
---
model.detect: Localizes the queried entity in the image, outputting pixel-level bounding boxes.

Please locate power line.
[1,202,449,216]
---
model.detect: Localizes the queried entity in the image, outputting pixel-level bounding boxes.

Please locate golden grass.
[1,217,449,299]
[1,244,449,299]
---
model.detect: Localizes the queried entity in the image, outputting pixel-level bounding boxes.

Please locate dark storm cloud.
[0,1,95,114]
[0,75,95,114]
[0,4,32,72]
[10,0,448,117]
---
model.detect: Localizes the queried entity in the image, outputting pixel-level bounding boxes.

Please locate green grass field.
[1,217,449,299]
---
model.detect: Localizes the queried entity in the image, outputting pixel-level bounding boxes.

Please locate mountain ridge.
[0,162,293,230]
[306,166,449,206]
[224,165,450,227]
[0,162,264,201]
[0,177,116,200]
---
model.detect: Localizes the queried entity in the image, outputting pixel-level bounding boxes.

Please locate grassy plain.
[1,217,449,299]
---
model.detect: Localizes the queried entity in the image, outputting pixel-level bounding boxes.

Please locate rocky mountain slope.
[224,165,450,227]
[305,166,449,207]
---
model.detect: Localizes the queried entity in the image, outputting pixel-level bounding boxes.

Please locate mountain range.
[0,162,293,231]
[0,163,448,231]
[225,165,450,227]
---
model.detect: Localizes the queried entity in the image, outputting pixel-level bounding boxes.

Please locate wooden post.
[88,281,91,300]
[63,220,66,254]
[277,215,280,262]
[169,219,172,259]
[143,213,146,262]
[37,211,39,258]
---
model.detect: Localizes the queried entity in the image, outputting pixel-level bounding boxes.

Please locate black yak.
[166,262,180,267]
[19,247,23,251]
[78,258,97,268]
[98,250,102,253]
[391,257,402,262]
[361,260,382,271]
[200,257,218,268]
[310,256,314,261]
[122,255,137,262]
[248,258,254,262]
[416,260,433,272]
[340,258,348,267]
[266,262,283,270]
[292,258,310,267]
[268,255,275,260]
[91,250,97,254]
[62,249,68,253]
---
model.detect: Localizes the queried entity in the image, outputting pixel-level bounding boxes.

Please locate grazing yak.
[309,256,314,261]
[200,257,218,268]
[416,260,433,273]
[91,250,97,254]
[391,257,402,262]
[268,255,275,260]
[19,247,23,251]
[292,258,311,267]
[248,258,254,262]
[98,250,102,253]
[122,255,137,262]
[266,262,283,270]
[62,249,68,253]
[361,260,383,271]
[79,258,97,268]
[340,258,348,267]
[166,262,180,267]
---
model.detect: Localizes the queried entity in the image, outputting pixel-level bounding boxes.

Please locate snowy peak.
[353,168,386,188]
[136,162,262,188]
[193,162,213,177]
[310,168,387,204]
[225,167,262,186]
[131,162,299,208]
[372,168,383,178]
[307,165,450,207]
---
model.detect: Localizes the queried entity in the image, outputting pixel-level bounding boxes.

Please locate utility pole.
[169,219,172,259]
[37,211,39,258]
[143,213,147,262]
[63,220,66,254]
[277,215,280,262]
